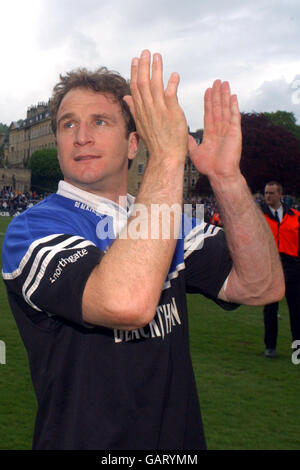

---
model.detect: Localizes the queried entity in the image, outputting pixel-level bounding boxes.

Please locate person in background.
[261,181,300,358]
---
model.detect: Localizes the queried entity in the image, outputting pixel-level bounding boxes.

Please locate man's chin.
[66,170,106,184]
[64,175,105,190]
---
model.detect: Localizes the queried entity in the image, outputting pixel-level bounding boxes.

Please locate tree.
[27,148,63,193]
[264,111,300,146]
[240,113,300,195]
[0,123,8,134]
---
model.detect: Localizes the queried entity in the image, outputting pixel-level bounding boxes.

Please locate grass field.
[0,216,299,450]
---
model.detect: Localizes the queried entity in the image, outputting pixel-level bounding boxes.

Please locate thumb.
[188,134,199,159]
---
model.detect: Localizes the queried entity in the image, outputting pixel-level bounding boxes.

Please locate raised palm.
[189,80,242,181]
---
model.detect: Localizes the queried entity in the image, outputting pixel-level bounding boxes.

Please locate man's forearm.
[83,158,185,329]
[210,173,285,305]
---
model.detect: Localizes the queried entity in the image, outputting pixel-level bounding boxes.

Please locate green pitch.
[0,216,299,449]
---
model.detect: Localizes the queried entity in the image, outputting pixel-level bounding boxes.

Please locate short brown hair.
[265,181,283,194]
[50,67,135,137]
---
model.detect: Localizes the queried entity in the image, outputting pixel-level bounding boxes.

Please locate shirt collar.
[57,180,134,212]
[57,180,135,235]
[268,204,283,220]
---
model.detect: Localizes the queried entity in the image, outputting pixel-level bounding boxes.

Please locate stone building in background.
[0,168,31,193]
[6,101,56,168]
[2,101,56,192]
[127,130,203,198]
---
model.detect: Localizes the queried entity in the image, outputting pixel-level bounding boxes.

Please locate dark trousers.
[264,302,279,349]
[264,279,300,349]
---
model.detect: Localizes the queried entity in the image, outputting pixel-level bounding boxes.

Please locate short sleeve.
[2,211,104,327]
[184,221,239,311]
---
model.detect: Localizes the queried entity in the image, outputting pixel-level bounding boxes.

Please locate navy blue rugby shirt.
[2,180,237,450]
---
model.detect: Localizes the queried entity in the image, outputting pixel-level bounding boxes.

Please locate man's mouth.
[74,155,101,161]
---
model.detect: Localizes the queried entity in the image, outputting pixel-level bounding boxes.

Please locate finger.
[211,79,222,123]
[164,72,180,109]
[150,53,165,105]
[129,57,142,105]
[230,94,241,126]
[221,81,231,124]
[188,134,199,159]
[136,49,153,104]
[203,87,214,136]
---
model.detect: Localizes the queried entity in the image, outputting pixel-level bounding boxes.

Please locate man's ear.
[128,131,140,161]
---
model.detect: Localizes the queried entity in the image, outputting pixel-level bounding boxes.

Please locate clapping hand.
[188,80,242,183]
[123,50,188,165]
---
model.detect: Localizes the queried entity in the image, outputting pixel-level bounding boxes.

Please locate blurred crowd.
[1,188,300,221]
[184,193,300,227]
[183,195,224,226]
[0,189,48,216]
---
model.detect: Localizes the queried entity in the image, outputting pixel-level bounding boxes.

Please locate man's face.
[56,87,137,196]
[264,184,282,208]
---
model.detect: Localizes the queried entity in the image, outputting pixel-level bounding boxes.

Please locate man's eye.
[95,119,105,126]
[64,121,74,129]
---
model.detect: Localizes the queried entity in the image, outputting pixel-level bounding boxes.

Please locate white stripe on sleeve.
[24,240,95,310]
[184,223,221,259]
[2,234,65,280]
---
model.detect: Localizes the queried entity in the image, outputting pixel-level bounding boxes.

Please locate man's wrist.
[208,171,245,193]
[146,153,186,173]
[208,172,256,218]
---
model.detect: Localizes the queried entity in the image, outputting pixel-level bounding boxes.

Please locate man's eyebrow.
[57,112,117,126]
[57,112,76,127]
[92,113,117,122]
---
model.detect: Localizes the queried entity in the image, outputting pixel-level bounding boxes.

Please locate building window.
[138,163,144,175]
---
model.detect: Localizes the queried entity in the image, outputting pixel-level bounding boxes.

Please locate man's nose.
[74,123,94,146]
